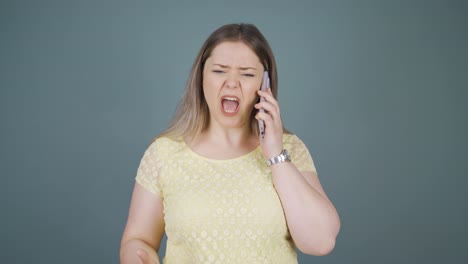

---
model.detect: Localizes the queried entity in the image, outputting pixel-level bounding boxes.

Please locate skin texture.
[120,183,163,264]
[255,86,340,254]
[120,41,340,263]
[202,41,264,135]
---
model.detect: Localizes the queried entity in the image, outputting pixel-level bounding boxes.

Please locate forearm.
[271,162,340,255]
[120,238,160,264]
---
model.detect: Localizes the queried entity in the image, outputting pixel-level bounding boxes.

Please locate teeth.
[224,97,238,101]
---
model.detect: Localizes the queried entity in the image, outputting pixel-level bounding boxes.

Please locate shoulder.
[147,136,186,155]
[283,133,316,172]
[283,133,306,146]
[282,133,312,157]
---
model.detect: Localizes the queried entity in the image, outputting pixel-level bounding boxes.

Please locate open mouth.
[221,96,240,115]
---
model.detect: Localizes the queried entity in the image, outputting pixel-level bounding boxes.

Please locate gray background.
[1,0,467,263]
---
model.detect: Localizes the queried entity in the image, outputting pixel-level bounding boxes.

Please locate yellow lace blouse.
[135,134,316,263]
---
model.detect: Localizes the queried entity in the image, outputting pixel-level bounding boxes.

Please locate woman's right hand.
[136,248,160,264]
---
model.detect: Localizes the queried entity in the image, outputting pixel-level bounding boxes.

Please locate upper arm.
[301,171,332,203]
[121,182,165,251]
[286,134,330,201]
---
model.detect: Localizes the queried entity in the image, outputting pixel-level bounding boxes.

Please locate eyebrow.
[212,63,257,70]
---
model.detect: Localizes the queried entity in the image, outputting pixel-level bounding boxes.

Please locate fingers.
[255,87,284,158]
[255,89,282,132]
[257,88,279,109]
[255,101,278,117]
[255,110,273,123]
[255,88,280,122]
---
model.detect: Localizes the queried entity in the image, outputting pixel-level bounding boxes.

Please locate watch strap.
[266,149,291,167]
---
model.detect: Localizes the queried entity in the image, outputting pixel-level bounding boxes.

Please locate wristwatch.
[266,149,291,167]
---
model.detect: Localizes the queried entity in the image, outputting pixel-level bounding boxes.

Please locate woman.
[120,23,340,264]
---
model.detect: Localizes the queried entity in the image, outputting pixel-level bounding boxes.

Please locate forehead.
[208,41,262,67]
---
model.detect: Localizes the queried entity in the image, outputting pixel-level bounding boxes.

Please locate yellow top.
[135,134,316,264]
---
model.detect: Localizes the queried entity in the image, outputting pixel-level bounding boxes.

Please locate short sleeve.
[284,134,317,173]
[135,142,162,197]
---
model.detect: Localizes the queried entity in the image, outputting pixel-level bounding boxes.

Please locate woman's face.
[203,41,264,130]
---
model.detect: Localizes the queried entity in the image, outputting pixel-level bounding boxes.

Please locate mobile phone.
[258,71,269,139]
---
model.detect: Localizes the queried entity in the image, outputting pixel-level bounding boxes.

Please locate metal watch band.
[266,149,291,167]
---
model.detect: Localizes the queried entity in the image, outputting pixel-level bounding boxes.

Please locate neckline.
[183,140,262,162]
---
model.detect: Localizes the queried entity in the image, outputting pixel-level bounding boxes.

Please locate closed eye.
[242,73,255,77]
[212,70,225,73]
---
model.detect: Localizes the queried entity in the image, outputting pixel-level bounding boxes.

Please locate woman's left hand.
[255,87,284,159]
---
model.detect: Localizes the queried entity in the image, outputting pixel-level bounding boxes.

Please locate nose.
[225,73,239,89]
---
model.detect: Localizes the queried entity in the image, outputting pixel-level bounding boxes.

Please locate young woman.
[120,23,340,264]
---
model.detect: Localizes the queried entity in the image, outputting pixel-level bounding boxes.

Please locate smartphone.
[258,71,270,139]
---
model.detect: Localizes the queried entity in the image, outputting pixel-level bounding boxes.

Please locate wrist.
[265,149,291,167]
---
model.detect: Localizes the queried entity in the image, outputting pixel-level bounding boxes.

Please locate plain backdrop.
[1,0,467,263]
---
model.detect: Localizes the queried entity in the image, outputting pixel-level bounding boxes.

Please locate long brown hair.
[157,23,287,142]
